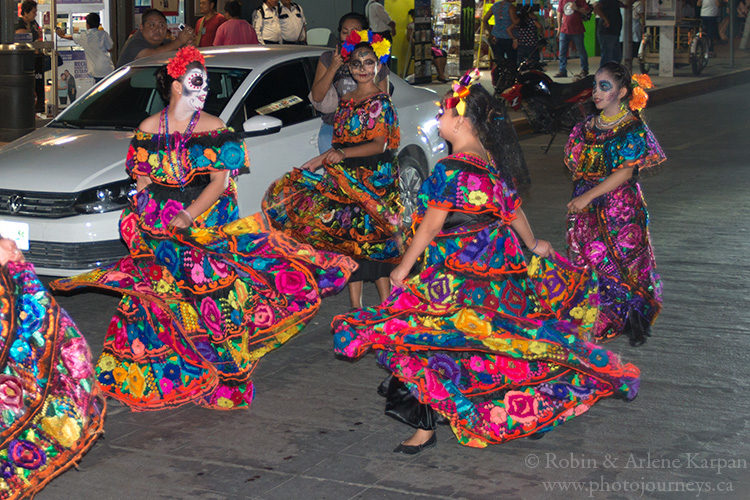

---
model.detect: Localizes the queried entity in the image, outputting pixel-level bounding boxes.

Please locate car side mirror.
[242,115,282,137]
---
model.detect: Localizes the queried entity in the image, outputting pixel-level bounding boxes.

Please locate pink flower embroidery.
[489,406,508,425]
[0,375,24,411]
[424,369,450,400]
[616,224,642,250]
[131,338,146,357]
[160,199,184,227]
[393,292,421,310]
[465,174,482,191]
[274,270,306,295]
[584,241,608,265]
[60,337,93,379]
[369,99,382,118]
[504,391,538,425]
[383,318,409,336]
[498,357,530,381]
[253,303,275,328]
[159,378,174,394]
[200,297,223,336]
[208,257,229,278]
[468,355,485,372]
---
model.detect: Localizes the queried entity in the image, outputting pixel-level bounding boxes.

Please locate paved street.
[38,83,749,499]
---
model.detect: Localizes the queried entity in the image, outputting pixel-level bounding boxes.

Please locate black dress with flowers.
[53,128,355,411]
[565,116,666,344]
[0,261,105,498]
[264,93,402,281]
[333,153,640,447]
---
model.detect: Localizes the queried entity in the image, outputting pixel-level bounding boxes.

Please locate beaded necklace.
[596,107,630,129]
[159,106,201,187]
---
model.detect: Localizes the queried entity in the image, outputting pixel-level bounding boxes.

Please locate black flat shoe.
[393,433,437,454]
[527,431,547,440]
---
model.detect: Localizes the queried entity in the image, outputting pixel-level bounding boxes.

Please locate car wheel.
[398,155,428,228]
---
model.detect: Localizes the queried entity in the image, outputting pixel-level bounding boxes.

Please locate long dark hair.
[155,61,205,103]
[449,84,530,190]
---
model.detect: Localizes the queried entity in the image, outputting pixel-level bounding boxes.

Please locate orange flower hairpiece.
[629,73,653,112]
[167,46,205,79]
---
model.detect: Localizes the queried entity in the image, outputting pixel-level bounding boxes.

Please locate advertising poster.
[459,0,475,72]
[55,50,94,108]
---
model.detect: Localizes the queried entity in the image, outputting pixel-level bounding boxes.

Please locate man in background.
[556,0,591,78]
[117,9,194,67]
[253,0,283,44]
[195,0,226,47]
[56,13,115,83]
[279,0,307,44]
[365,0,396,41]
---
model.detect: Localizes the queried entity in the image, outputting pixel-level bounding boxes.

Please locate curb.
[511,66,750,136]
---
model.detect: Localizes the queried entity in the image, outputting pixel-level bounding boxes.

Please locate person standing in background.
[117,9,194,67]
[65,69,77,103]
[593,0,623,65]
[253,0,283,44]
[14,1,45,113]
[56,13,115,84]
[214,0,260,46]
[555,0,591,78]
[194,0,226,47]
[365,0,396,41]
[697,0,721,54]
[482,0,520,69]
[279,0,307,44]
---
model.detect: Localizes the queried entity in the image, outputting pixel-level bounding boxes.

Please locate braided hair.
[449,83,530,190]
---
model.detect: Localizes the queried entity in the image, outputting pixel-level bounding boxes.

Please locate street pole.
[623,2,633,71]
[729,0,735,67]
[50,0,58,117]
[0,0,15,44]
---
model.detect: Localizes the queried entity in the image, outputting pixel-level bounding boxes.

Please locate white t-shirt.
[252,3,282,43]
[700,0,720,17]
[366,0,393,33]
[72,29,114,78]
[279,2,306,42]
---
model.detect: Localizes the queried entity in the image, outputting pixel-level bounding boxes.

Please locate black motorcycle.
[499,63,595,153]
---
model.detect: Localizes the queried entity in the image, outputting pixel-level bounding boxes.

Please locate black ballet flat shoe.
[527,431,547,440]
[393,433,437,455]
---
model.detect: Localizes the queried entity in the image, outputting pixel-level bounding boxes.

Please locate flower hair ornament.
[629,73,653,112]
[443,68,481,116]
[167,46,205,79]
[340,30,391,63]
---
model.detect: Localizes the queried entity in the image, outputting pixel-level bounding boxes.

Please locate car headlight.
[417,119,447,155]
[74,179,137,214]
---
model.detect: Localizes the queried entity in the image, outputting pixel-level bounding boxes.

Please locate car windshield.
[50,66,250,130]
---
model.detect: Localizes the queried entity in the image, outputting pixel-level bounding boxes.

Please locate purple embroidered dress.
[565,115,666,344]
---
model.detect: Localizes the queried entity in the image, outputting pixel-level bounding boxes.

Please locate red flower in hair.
[167,46,205,79]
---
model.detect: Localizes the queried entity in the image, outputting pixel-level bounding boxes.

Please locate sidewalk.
[416,40,750,133]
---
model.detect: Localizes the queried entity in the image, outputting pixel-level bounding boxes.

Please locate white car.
[0,46,446,276]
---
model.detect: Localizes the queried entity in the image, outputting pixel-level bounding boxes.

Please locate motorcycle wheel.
[691,36,709,76]
[521,96,555,133]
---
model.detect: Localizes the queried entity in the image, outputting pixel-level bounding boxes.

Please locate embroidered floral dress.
[565,115,666,344]
[52,128,355,411]
[263,93,402,280]
[1,261,105,498]
[332,153,640,448]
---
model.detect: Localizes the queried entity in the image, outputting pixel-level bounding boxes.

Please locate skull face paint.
[181,67,208,112]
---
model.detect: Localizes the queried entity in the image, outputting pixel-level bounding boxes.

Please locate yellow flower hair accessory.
[445,68,481,116]
[340,29,391,63]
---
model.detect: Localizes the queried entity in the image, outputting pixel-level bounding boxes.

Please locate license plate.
[0,220,30,250]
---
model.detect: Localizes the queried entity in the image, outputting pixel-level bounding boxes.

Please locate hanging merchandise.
[412,0,434,83]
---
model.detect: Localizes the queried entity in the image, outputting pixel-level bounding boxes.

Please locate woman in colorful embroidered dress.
[565,62,666,345]
[0,238,105,498]
[52,47,354,411]
[264,32,401,309]
[332,77,640,452]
